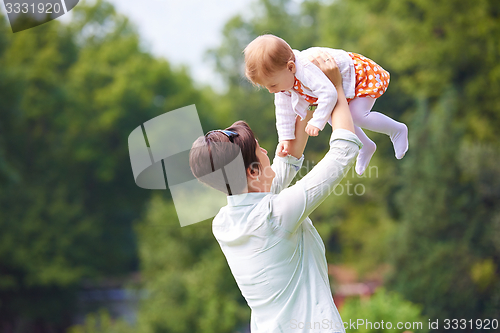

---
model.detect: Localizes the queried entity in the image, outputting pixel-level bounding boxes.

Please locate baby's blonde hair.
[244,34,295,85]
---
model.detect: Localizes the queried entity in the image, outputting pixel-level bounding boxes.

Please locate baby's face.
[260,61,296,94]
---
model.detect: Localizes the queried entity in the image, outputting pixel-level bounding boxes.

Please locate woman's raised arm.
[286,112,313,159]
[309,51,355,133]
[270,53,360,233]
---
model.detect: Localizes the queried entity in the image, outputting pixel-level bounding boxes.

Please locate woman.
[189,54,362,333]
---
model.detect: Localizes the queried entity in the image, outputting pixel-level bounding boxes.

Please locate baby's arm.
[304,53,342,136]
[309,52,352,133]
[275,91,298,157]
[299,57,338,133]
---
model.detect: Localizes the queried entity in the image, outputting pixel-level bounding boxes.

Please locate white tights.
[349,97,408,175]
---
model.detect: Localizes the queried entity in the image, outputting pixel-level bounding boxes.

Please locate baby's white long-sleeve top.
[275,47,356,142]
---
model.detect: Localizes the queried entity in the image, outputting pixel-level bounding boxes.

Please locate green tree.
[389,88,500,320]
[320,0,500,143]
[68,310,135,333]
[313,1,500,320]
[135,196,249,333]
[0,1,215,331]
[340,288,428,333]
[208,0,500,323]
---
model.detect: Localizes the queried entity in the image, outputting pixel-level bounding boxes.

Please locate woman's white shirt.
[212,129,362,333]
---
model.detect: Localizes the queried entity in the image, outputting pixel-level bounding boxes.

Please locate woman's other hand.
[308,51,342,88]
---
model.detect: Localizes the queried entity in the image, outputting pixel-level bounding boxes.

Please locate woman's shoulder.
[212,194,275,228]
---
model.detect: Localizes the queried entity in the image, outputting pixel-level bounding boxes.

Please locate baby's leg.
[350,97,408,159]
[354,126,376,176]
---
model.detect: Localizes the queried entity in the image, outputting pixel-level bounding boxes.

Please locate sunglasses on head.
[203,129,239,196]
[205,129,239,143]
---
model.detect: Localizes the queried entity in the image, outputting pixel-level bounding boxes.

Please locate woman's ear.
[246,167,260,179]
[246,168,252,178]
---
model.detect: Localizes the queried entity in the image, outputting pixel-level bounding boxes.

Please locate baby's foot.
[356,141,377,175]
[391,123,409,159]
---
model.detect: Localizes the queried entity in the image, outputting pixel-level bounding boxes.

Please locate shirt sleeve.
[275,91,298,141]
[270,154,304,194]
[269,129,362,234]
[299,62,338,131]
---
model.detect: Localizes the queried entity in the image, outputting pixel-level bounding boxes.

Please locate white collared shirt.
[275,48,356,142]
[212,129,362,333]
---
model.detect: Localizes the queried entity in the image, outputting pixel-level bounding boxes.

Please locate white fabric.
[212,129,362,333]
[275,48,356,142]
[353,125,377,175]
[349,97,408,159]
[350,97,394,135]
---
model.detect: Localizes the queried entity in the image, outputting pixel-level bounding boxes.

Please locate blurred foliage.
[134,196,249,333]
[68,310,135,333]
[320,0,500,143]
[0,0,216,331]
[207,0,500,326]
[388,88,500,320]
[1,0,499,332]
[340,288,428,333]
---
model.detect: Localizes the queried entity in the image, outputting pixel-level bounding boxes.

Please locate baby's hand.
[276,140,290,157]
[305,124,320,136]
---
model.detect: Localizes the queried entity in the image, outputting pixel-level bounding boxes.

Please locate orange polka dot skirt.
[348,53,390,102]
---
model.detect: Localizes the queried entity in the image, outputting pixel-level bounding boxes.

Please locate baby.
[244,34,408,175]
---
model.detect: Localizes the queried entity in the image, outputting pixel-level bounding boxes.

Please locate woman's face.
[254,140,275,188]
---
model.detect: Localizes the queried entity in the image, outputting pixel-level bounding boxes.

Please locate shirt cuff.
[330,129,363,149]
[273,154,304,172]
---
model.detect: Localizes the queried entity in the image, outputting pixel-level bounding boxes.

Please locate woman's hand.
[308,51,342,88]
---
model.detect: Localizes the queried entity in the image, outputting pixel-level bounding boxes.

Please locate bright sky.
[106,0,255,91]
[0,0,255,90]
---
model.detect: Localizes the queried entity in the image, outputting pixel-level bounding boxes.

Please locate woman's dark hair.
[189,121,260,195]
